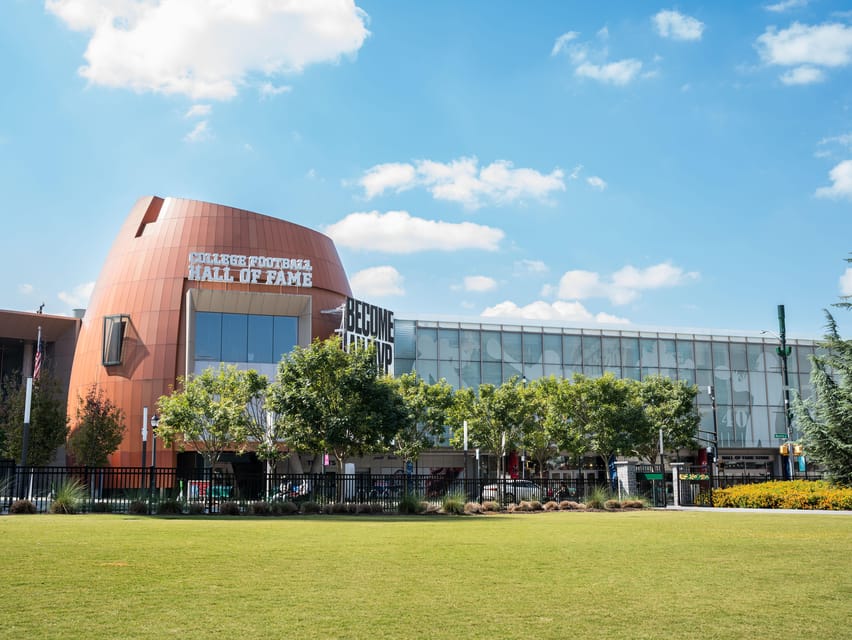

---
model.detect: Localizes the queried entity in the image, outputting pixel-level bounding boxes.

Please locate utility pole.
[776,305,794,480]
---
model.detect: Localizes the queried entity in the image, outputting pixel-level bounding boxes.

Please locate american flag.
[33,327,43,381]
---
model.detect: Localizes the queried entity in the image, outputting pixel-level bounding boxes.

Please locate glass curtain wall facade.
[395,319,818,450]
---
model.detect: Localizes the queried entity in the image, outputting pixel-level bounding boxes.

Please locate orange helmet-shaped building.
[66,196,351,467]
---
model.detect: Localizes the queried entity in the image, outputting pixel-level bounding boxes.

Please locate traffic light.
[793,444,803,456]
[779,445,788,455]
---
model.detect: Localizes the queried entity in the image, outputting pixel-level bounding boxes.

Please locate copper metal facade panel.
[67,196,352,467]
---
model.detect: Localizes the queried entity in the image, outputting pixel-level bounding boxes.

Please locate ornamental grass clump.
[128,500,148,515]
[397,492,426,515]
[157,499,183,515]
[249,501,271,516]
[300,501,322,514]
[441,492,466,515]
[481,500,500,512]
[50,479,86,514]
[585,485,613,510]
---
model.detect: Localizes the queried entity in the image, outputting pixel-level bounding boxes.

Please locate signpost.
[774,433,787,439]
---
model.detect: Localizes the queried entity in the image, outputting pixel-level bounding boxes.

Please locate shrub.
[91,501,114,513]
[300,501,322,514]
[604,499,622,510]
[249,501,271,516]
[10,499,37,514]
[423,502,440,515]
[50,479,86,514]
[585,485,613,510]
[711,480,852,510]
[219,501,241,516]
[464,501,484,515]
[441,492,466,515]
[543,500,559,511]
[398,492,426,515]
[128,500,148,515]
[186,503,206,515]
[621,499,646,509]
[481,500,500,512]
[157,499,183,515]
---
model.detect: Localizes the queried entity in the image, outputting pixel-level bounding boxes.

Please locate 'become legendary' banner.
[342,297,394,374]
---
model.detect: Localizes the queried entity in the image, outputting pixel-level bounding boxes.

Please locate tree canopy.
[0,372,69,465]
[67,385,126,466]
[388,372,454,463]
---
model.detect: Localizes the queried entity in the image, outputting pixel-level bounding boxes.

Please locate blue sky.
[1,1,851,338]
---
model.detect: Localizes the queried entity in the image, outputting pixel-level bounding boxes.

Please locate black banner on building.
[341,297,394,374]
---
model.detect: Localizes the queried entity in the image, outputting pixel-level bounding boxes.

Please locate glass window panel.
[731,370,750,405]
[438,329,459,363]
[677,369,695,385]
[543,363,562,378]
[563,335,582,365]
[699,407,715,442]
[523,333,543,364]
[482,362,502,385]
[415,359,438,385]
[582,336,602,367]
[583,365,602,378]
[750,406,770,448]
[696,370,713,404]
[461,361,481,389]
[222,313,247,362]
[621,337,639,367]
[604,367,622,377]
[766,372,783,406]
[273,316,298,361]
[713,372,732,406]
[195,312,221,361]
[102,315,129,365]
[695,342,712,369]
[717,406,734,448]
[732,406,752,447]
[503,332,522,364]
[749,372,767,404]
[438,359,460,389]
[247,315,273,363]
[747,343,766,372]
[730,343,747,371]
[504,360,523,381]
[460,330,481,362]
[523,363,543,381]
[563,365,582,379]
[543,334,562,364]
[395,358,414,375]
[676,340,695,368]
[602,337,621,367]
[659,339,677,368]
[660,368,678,380]
[640,339,658,368]
[482,331,502,362]
[770,407,787,440]
[416,328,437,359]
[394,320,416,359]
[623,367,641,381]
[796,346,813,375]
[641,367,659,379]
[712,343,730,369]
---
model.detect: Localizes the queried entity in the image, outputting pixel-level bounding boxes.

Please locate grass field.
[1,511,850,639]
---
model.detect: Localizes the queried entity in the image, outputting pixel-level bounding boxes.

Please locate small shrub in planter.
[355,503,374,514]
[543,500,559,511]
[128,500,148,515]
[604,499,622,510]
[249,501,272,516]
[621,499,646,509]
[157,500,183,515]
[300,501,322,514]
[219,501,242,516]
[325,502,351,514]
[423,502,440,515]
[10,499,37,514]
[528,500,543,511]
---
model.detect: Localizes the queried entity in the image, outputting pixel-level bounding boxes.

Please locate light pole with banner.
[762,304,795,480]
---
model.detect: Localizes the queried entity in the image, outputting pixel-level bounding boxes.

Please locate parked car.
[481,479,543,503]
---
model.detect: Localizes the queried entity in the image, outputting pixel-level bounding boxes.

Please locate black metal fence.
[676,467,825,506]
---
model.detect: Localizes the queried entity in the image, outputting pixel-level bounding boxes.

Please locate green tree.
[389,373,454,465]
[533,376,591,472]
[793,311,852,486]
[637,375,699,462]
[67,385,126,466]
[0,372,69,465]
[266,337,407,476]
[156,364,257,467]
[449,377,533,478]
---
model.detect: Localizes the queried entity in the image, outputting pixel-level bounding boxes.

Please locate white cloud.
[815,159,852,200]
[325,210,504,253]
[818,133,852,147]
[184,104,211,118]
[551,31,580,56]
[765,0,809,12]
[58,281,95,308]
[756,22,852,84]
[46,0,370,100]
[575,59,643,85]
[359,157,565,209]
[653,10,705,41]
[463,276,497,292]
[350,266,404,297]
[184,120,211,143]
[840,267,852,296]
[515,259,548,274]
[587,176,607,190]
[19,283,34,294]
[259,82,292,97]
[569,164,583,180]
[481,300,629,325]
[555,262,699,305]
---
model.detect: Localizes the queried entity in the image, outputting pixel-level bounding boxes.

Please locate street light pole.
[776,305,795,480]
[141,406,148,468]
[707,385,719,487]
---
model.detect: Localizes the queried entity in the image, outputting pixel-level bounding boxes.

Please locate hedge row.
[712,480,852,510]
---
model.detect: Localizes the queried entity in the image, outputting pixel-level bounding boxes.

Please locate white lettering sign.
[187,252,313,288]
[340,297,394,374]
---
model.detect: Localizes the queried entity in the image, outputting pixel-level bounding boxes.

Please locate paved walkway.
[668,506,852,515]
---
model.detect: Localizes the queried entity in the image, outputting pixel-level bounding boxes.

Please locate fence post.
[671,462,685,507]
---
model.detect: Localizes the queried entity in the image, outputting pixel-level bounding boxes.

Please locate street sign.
[774,433,787,439]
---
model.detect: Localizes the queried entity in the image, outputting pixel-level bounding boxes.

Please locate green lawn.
[1,511,850,639]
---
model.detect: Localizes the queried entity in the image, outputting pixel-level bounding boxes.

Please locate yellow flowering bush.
[711,480,852,510]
